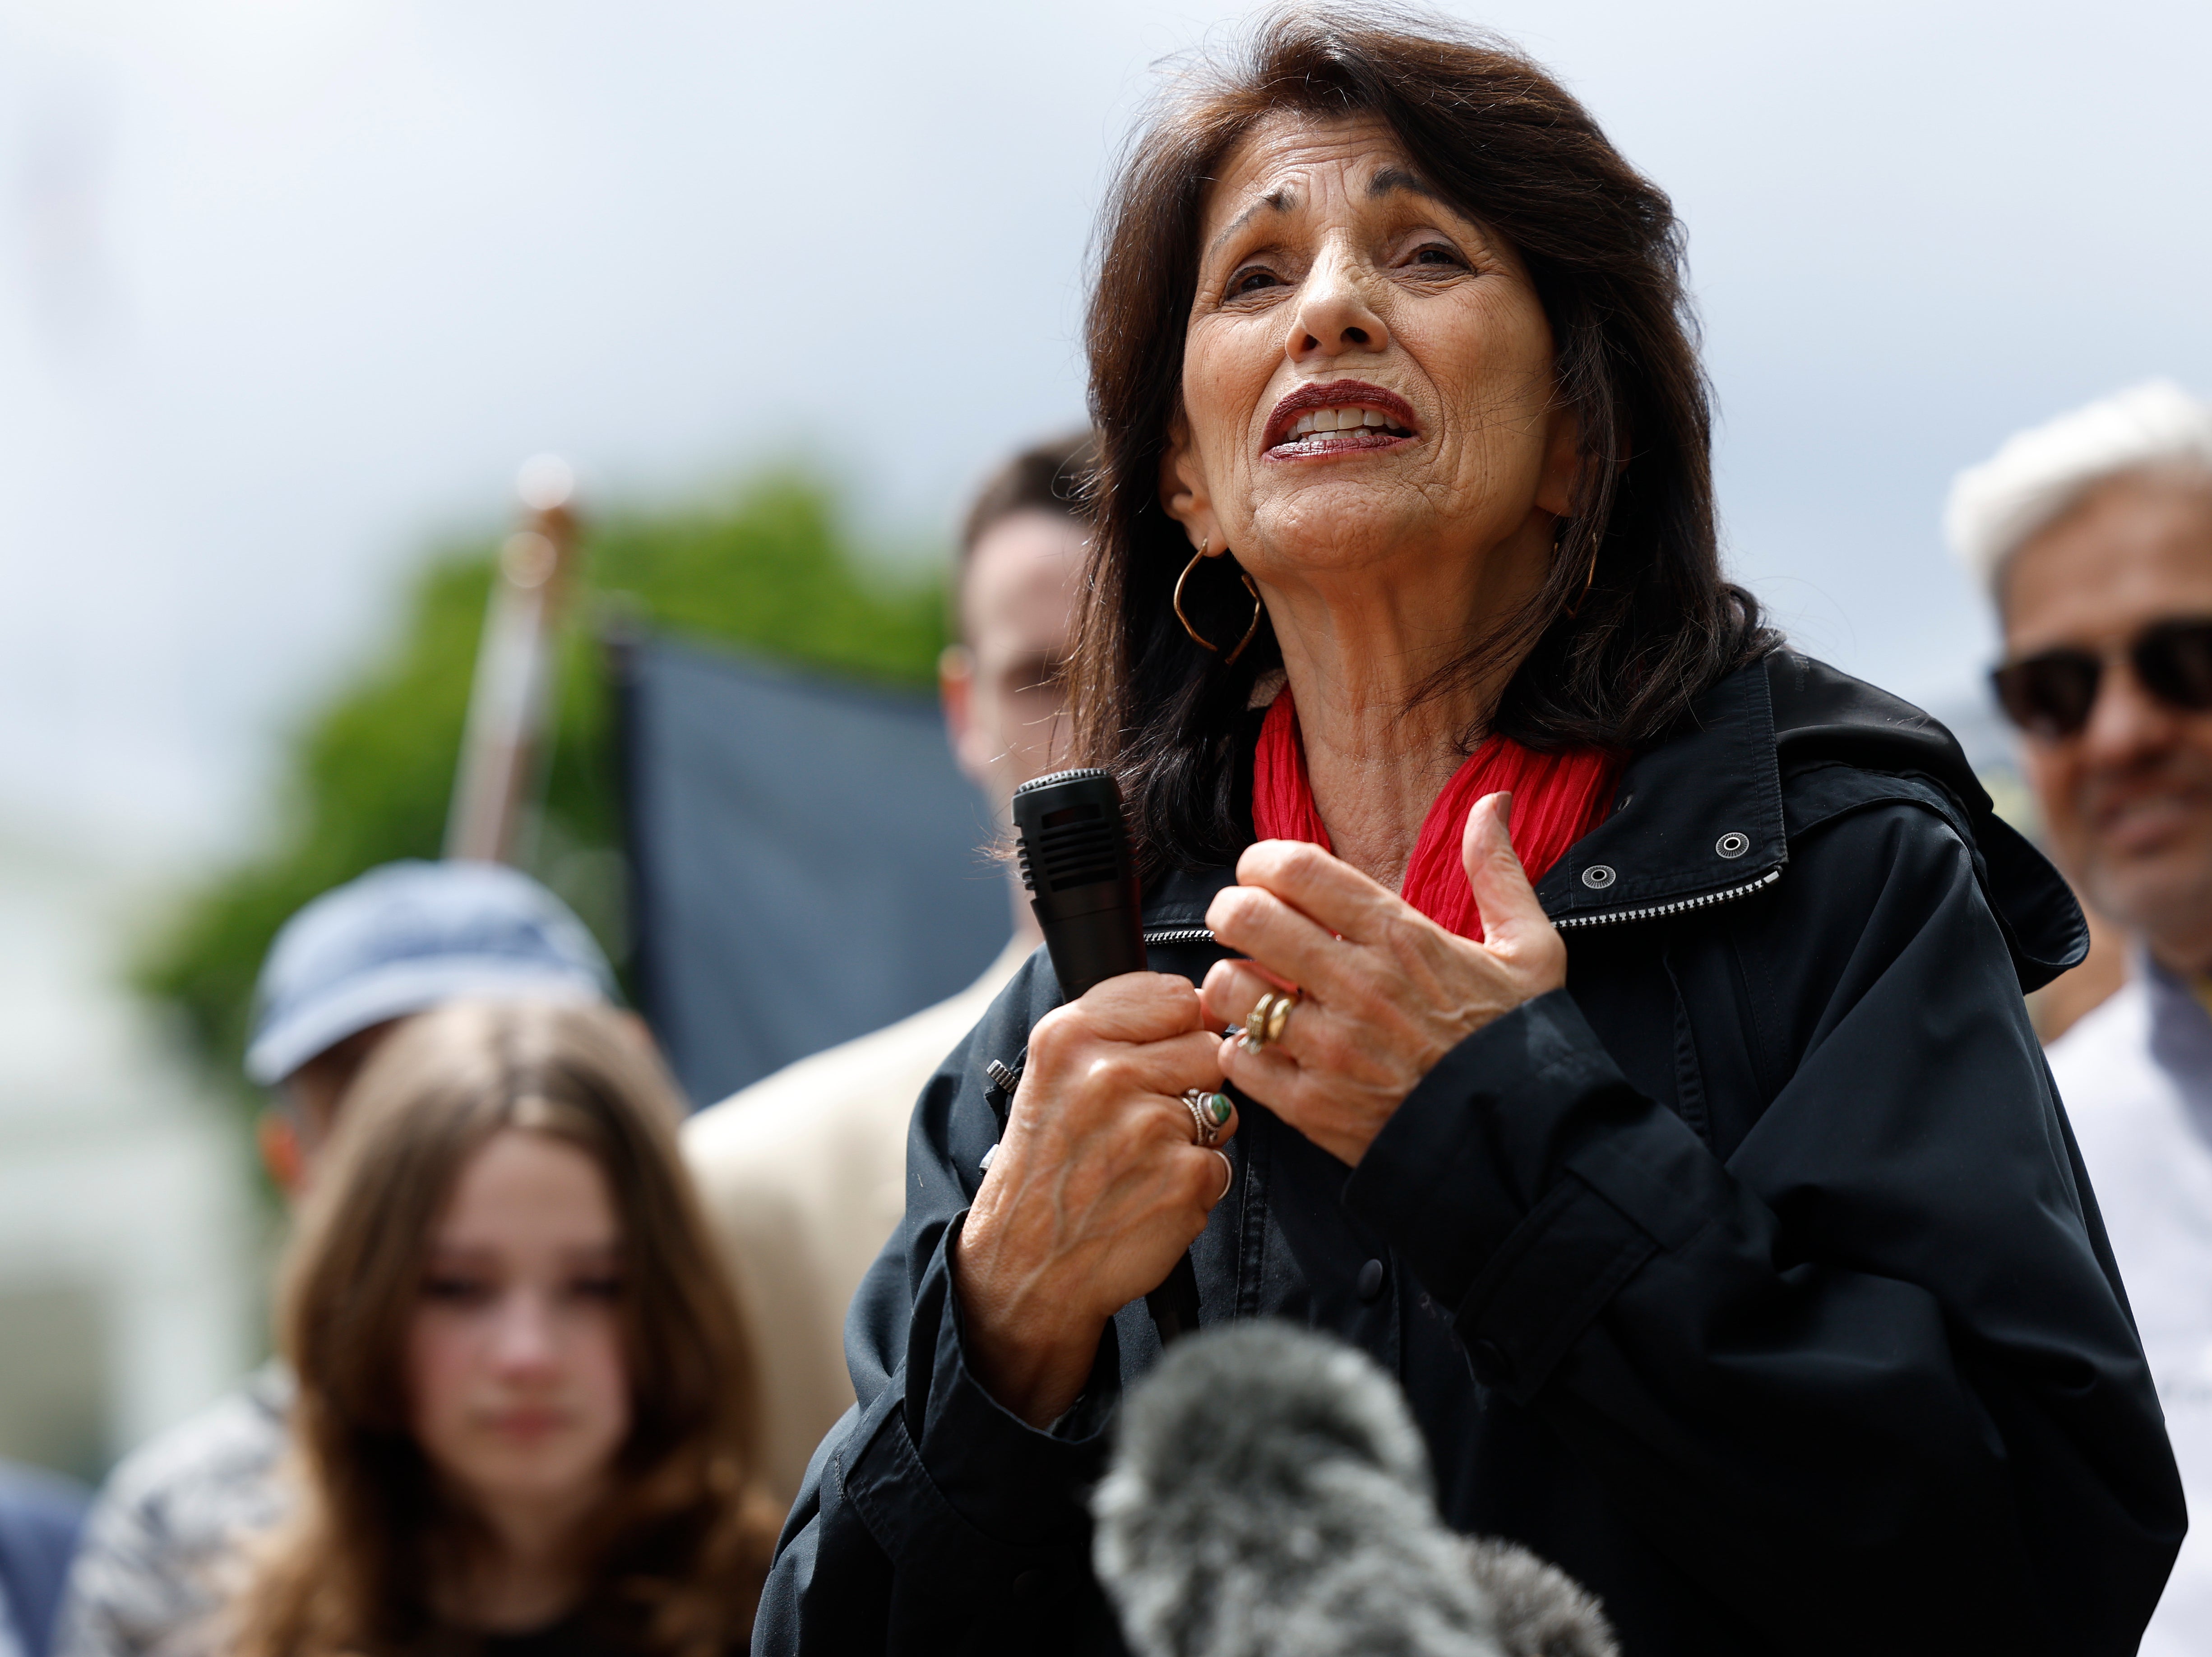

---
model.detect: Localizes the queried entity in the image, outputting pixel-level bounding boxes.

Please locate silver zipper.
[1551,866,1782,931]
[1143,924,1217,946]
[1138,866,1781,944]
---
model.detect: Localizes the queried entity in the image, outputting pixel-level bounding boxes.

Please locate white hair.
[1944,380,2212,594]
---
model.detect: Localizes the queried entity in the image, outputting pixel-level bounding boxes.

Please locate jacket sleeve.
[1343,798,2185,1655]
[752,962,1133,1657]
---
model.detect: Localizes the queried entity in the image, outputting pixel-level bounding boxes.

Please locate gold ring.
[1244,992,1281,1053]
[1243,988,1300,1053]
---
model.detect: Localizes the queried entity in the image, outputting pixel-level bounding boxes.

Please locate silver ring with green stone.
[1183,1089,1231,1147]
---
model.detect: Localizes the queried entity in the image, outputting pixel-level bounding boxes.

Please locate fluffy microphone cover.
[1092,1321,1617,1657]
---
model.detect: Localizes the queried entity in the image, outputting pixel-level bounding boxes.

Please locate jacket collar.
[1135,678,1788,937]
[1532,653,1786,925]
[1541,650,2087,988]
[1138,656,1802,932]
[1142,650,2086,990]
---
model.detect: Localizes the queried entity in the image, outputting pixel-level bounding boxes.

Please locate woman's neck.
[448,1484,602,1634]
[1278,654,1485,895]
[1258,523,1549,892]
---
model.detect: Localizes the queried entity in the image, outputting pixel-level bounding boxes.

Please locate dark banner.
[615,634,1011,1108]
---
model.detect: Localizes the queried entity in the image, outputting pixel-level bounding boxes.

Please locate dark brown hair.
[231,1001,777,1657]
[1070,4,1775,872]
[958,429,1099,558]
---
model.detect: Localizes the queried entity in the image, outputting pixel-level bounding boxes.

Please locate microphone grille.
[1012,766,1111,798]
[1035,815,1119,892]
[1012,768,1129,895]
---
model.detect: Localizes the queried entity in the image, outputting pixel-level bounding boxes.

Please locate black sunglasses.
[1991,617,2212,739]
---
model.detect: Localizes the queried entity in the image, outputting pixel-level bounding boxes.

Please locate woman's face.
[1163,112,1576,598]
[407,1129,631,1521]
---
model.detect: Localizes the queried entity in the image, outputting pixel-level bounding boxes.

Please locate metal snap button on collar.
[1715,831,1749,859]
[1582,863,1617,890]
[1356,1258,1386,1302]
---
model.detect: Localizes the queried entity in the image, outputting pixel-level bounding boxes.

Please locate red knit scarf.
[1251,690,1623,942]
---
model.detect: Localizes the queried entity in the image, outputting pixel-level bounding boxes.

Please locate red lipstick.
[1262,380,1421,457]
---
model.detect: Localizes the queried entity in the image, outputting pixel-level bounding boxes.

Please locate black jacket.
[753,654,2185,1656]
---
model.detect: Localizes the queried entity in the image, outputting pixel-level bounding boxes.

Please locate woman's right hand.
[951,972,1236,1426]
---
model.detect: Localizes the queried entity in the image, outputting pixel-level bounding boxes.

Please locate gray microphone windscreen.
[1092,1321,1616,1657]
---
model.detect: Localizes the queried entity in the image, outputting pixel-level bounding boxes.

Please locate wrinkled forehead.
[1200,110,1441,242]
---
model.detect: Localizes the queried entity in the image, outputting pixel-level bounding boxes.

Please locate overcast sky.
[2,0,2207,861]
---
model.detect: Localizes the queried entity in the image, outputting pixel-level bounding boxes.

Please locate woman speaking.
[759,12,2181,1653]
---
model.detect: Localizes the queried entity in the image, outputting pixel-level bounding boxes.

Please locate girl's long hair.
[230,1000,778,1657]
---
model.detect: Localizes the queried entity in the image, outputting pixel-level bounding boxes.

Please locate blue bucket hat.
[245,860,617,1086]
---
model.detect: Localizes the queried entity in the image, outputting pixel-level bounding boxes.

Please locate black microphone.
[1012,767,1203,1344]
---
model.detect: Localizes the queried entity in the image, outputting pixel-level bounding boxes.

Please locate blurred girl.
[231,1000,777,1657]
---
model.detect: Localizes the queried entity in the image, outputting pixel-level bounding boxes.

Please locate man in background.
[683,431,1093,1504]
[1949,379,2212,1655]
[56,862,616,1657]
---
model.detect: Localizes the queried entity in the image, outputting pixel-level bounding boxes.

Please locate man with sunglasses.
[1950,378,2212,1656]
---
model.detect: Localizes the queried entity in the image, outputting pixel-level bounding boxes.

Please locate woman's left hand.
[1198,792,1566,1166]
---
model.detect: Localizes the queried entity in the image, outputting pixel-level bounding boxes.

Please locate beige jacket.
[681,937,1030,1506]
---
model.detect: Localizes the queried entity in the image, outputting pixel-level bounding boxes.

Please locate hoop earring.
[1173,539,1263,666]
[1561,532,1599,619]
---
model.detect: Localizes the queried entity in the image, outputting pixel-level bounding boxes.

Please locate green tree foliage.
[137,471,948,1098]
